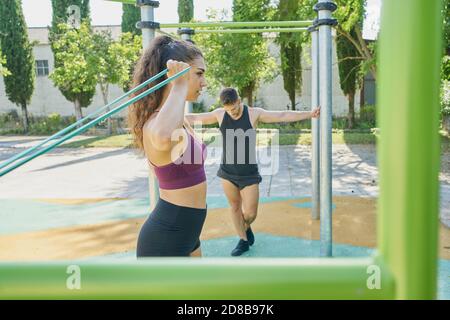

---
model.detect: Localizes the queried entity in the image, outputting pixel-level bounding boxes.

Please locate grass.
[5,129,447,153]
[61,134,134,148]
[59,130,378,148]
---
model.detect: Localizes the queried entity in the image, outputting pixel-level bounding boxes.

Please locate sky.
[21,0,381,39]
[22,0,233,26]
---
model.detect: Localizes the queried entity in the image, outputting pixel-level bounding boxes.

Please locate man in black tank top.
[186,87,320,256]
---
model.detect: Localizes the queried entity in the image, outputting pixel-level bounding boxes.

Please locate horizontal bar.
[0,67,190,177]
[155,29,180,39]
[160,20,313,29]
[0,70,168,171]
[0,257,395,299]
[194,28,308,34]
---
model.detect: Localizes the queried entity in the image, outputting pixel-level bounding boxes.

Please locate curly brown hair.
[128,36,203,151]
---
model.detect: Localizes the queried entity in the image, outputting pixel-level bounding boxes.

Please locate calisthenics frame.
[0,0,443,299]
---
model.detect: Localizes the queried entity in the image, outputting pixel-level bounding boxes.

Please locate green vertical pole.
[378,0,443,299]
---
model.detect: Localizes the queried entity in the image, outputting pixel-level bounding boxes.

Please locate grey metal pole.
[309,25,320,221]
[316,0,337,257]
[178,28,195,114]
[137,0,160,210]
[137,0,159,46]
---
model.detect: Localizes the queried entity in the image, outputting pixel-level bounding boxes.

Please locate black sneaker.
[246,226,255,246]
[231,239,249,256]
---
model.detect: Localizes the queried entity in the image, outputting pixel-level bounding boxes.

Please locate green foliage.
[193,1,277,104]
[50,0,90,31]
[336,28,362,95]
[358,41,377,78]
[178,0,194,23]
[0,0,35,131]
[0,112,77,135]
[232,0,275,21]
[443,0,449,55]
[0,109,20,126]
[30,113,65,134]
[49,22,141,121]
[0,47,11,76]
[92,31,115,86]
[359,105,376,127]
[192,101,205,113]
[276,0,314,110]
[334,0,377,79]
[121,3,141,36]
[441,80,450,116]
[442,55,450,81]
[91,31,141,90]
[440,1,449,119]
[0,0,35,105]
[49,22,98,101]
[113,32,142,91]
[50,0,94,108]
[334,0,365,32]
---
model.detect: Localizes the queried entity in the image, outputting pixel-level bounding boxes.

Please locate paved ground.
[0,135,449,299]
[0,135,449,226]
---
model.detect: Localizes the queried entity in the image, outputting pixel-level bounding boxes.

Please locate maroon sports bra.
[148,130,207,190]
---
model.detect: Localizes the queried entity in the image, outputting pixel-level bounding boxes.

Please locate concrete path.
[0,135,449,227]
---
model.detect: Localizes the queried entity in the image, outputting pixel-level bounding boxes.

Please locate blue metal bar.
[0,67,190,177]
[0,69,169,171]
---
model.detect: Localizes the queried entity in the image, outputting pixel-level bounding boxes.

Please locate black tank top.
[219,105,259,175]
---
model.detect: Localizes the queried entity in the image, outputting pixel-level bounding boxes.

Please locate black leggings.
[136,198,207,257]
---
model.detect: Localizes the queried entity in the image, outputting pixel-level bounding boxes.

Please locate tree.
[194,1,277,106]
[443,0,449,56]
[441,0,450,128]
[121,3,141,36]
[0,0,35,132]
[50,0,90,30]
[178,0,194,22]
[50,0,94,120]
[276,0,314,110]
[231,0,277,105]
[336,28,362,128]
[49,22,98,121]
[334,0,376,79]
[442,0,449,83]
[121,3,142,92]
[92,31,142,134]
[112,32,142,92]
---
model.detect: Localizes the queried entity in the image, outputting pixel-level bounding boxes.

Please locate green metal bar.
[0,70,168,171]
[155,29,181,39]
[0,67,190,178]
[194,28,308,34]
[377,0,443,299]
[160,21,313,29]
[0,258,395,299]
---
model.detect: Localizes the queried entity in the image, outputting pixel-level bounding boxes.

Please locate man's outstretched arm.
[256,107,320,123]
[185,109,220,125]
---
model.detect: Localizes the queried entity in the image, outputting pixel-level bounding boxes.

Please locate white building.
[0,26,375,119]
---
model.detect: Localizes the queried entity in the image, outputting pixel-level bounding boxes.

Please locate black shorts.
[217,168,262,190]
[136,198,207,257]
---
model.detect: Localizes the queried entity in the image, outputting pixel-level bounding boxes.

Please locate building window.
[35,60,49,76]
